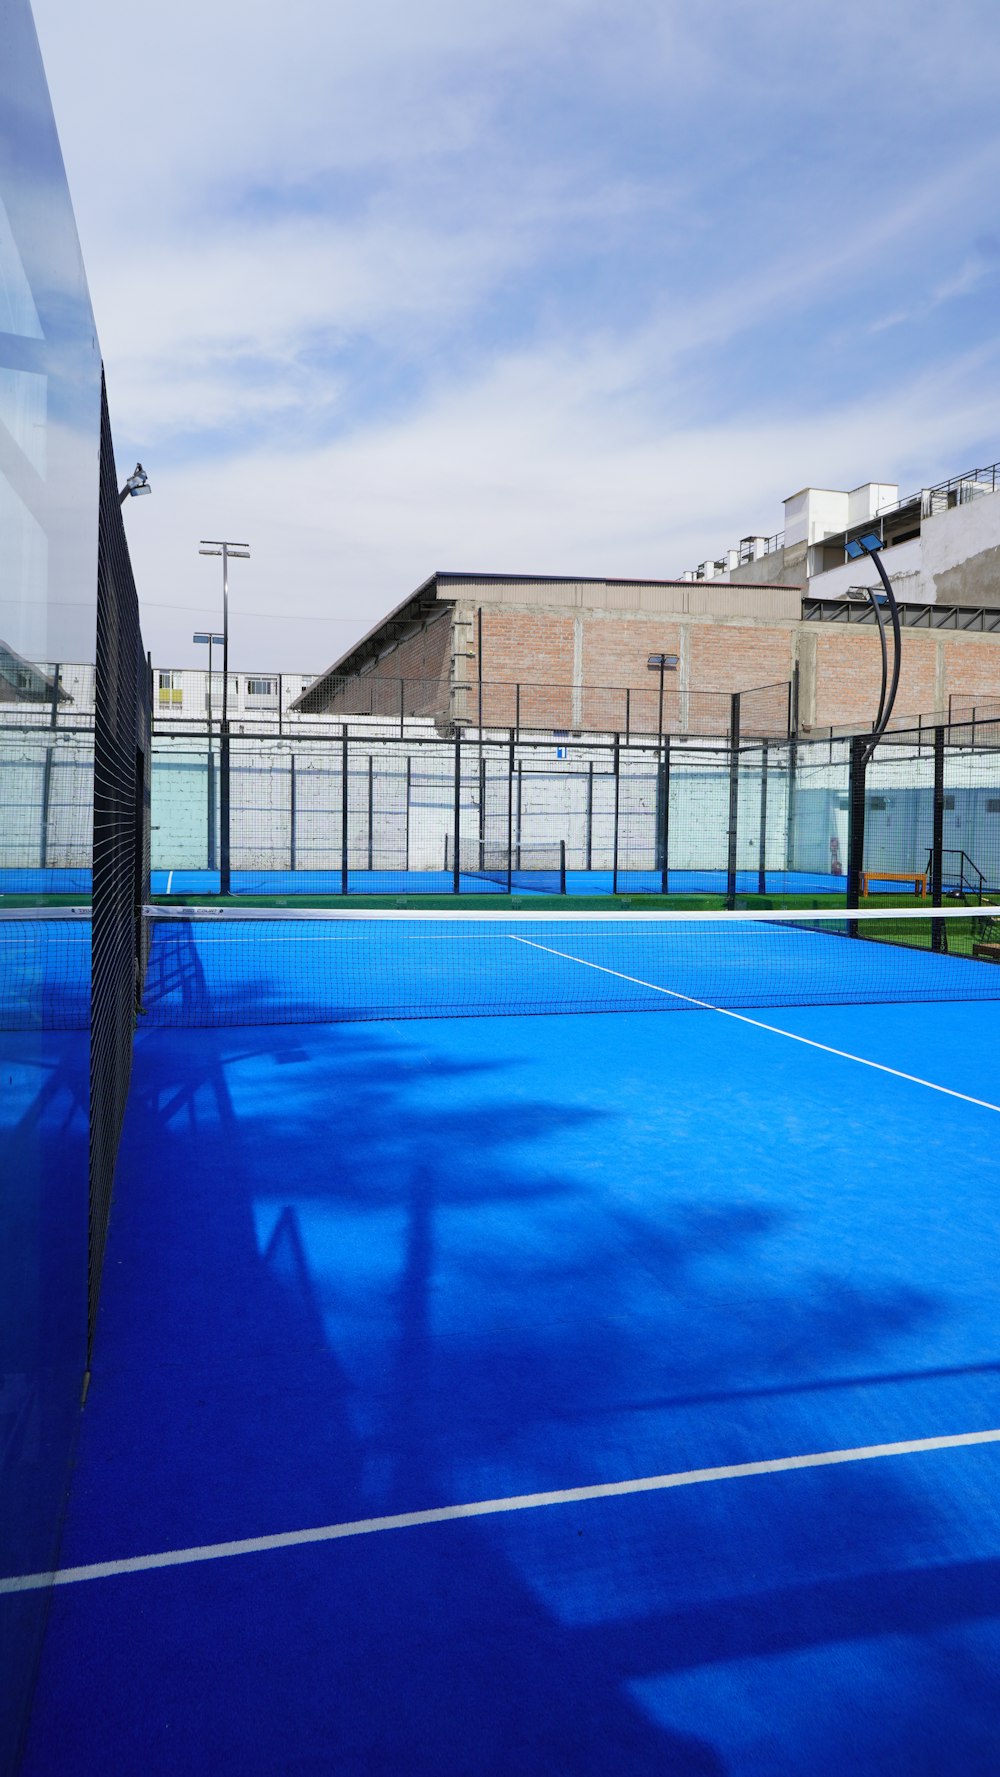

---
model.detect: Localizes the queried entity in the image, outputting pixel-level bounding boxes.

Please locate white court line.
[3,1427,998,1595]
[510,936,1000,1113]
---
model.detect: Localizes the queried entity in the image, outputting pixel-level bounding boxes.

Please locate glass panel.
[0,2,100,1762]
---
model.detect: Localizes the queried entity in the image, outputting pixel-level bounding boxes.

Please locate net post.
[612,733,620,894]
[931,724,945,952]
[340,728,349,896]
[289,751,297,872]
[452,730,462,895]
[405,756,411,871]
[726,692,741,910]
[757,739,768,895]
[586,759,594,871]
[846,732,867,931]
[559,840,567,895]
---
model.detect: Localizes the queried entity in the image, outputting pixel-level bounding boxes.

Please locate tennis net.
[4,905,1000,1031]
[443,837,567,893]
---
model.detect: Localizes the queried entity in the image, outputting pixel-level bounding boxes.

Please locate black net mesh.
[90,372,150,1351]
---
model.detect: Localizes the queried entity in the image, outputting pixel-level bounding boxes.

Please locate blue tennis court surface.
[11,925,1000,1771]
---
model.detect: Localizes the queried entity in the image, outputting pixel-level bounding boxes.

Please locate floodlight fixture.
[844,530,883,560]
[118,462,151,504]
[647,653,679,670]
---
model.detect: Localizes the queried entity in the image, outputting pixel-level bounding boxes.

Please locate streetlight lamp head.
[647,654,679,670]
[199,547,222,557]
[119,463,151,502]
[845,530,883,559]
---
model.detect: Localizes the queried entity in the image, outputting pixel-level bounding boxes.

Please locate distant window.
[247,677,275,697]
[867,796,887,811]
[988,799,1000,815]
[943,795,955,810]
[157,670,182,707]
[836,796,850,811]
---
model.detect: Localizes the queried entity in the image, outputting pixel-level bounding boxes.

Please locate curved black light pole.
[845,530,902,762]
[865,580,889,738]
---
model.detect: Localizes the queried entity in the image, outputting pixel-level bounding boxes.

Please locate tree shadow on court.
[37,1009,1000,1774]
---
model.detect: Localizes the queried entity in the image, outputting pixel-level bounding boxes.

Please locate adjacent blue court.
[142,866,848,899]
[10,923,1000,1773]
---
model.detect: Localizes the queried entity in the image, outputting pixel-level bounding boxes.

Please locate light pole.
[119,463,151,505]
[844,530,902,761]
[647,654,679,894]
[646,652,679,740]
[198,541,250,894]
[843,528,904,914]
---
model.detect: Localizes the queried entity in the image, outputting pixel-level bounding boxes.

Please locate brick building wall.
[322,607,451,719]
[304,573,1000,737]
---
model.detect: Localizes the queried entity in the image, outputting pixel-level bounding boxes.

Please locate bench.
[860,871,927,898]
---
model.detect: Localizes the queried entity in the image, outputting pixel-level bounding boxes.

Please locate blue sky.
[32,0,1000,671]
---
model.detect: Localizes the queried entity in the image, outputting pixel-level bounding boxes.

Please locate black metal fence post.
[220,722,231,894]
[478,751,486,869]
[846,733,867,926]
[612,733,621,894]
[207,746,217,871]
[507,733,514,892]
[367,755,374,870]
[586,760,594,871]
[40,744,54,869]
[340,728,349,895]
[657,736,670,894]
[785,736,798,878]
[931,724,945,951]
[726,692,741,910]
[516,758,523,868]
[757,738,768,895]
[452,731,462,894]
[405,756,411,871]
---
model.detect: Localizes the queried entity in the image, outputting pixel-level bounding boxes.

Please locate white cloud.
[28,0,1000,676]
[124,329,1000,672]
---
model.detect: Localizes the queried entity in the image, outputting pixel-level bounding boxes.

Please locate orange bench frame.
[860,871,927,898]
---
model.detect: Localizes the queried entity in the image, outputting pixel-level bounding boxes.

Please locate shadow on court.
[18,1007,1000,1773]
